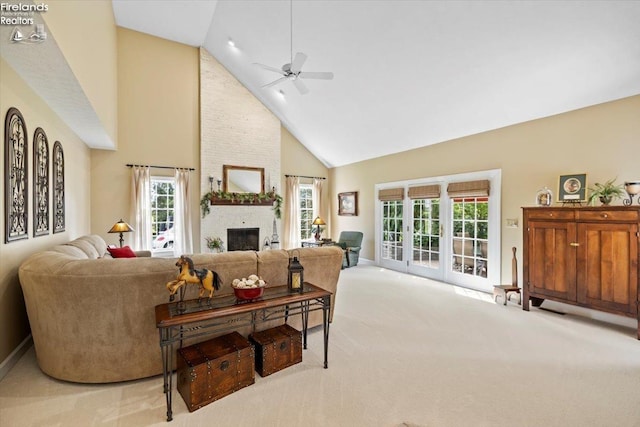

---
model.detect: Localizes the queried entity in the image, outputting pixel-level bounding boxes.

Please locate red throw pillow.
[107,246,137,258]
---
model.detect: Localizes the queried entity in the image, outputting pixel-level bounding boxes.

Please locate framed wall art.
[53,140,65,233]
[338,191,358,216]
[558,173,587,203]
[5,107,29,243]
[33,127,50,237]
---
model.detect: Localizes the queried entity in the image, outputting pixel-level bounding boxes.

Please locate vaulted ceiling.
[115,1,640,167]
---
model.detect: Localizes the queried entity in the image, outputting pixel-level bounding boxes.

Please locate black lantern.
[288,254,304,293]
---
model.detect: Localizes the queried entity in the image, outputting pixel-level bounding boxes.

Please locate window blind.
[447,180,490,197]
[408,184,441,199]
[378,188,404,201]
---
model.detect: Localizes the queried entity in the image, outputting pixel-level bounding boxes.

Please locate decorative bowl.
[233,286,264,300]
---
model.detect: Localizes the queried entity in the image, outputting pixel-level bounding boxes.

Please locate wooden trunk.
[249,324,302,377]
[177,332,255,412]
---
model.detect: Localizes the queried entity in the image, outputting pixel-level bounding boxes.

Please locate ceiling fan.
[254,1,333,95]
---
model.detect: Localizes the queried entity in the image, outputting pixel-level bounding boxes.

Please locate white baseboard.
[0,335,33,381]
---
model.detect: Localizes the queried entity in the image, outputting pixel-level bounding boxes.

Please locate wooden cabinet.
[522,207,639,339]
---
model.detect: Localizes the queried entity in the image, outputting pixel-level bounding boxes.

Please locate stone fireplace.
[199,48,281,252]
[227,228,260,251]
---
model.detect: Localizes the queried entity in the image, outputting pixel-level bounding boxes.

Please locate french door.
[376,170,501,292]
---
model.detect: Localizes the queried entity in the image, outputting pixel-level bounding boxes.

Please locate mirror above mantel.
[223,165,264,194]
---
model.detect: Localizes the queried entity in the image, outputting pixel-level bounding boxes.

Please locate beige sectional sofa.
[18,235,343,383]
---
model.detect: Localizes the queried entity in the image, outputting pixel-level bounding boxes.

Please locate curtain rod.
[126,164,195,171]
[285,174,326,180]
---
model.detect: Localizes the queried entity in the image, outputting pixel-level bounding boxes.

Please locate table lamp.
[312,216,326,241]
[108,219,134,247]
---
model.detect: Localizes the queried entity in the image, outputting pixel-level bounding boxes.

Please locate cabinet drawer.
[575,210,639,222]
[525,210,575,221]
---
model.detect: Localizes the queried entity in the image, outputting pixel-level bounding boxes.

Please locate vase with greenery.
[205,236,224,253]
[587,178,625,206]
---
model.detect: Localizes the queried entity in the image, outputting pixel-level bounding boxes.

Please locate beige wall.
[281,126,331,235]
[91,28,200,248]
[43,0,118,145]
[0,58,91,364]
[331,95,640,282]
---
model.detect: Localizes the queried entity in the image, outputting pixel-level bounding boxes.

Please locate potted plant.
[587,178,625,206]
[205,236,224,253]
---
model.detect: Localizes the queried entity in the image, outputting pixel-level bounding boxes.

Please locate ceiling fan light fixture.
[253,1,333,95]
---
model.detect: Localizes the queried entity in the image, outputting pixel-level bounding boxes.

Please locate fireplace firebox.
[227,228,259,251]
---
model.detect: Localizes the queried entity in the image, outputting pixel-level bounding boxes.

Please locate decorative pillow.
[107,246,137,258]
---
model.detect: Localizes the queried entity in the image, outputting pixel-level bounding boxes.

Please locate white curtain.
[312,178,324,221]
[130,166,152,250]
[283,176,300,249]
[173,168,193,256]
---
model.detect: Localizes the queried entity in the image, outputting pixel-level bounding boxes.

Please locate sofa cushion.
[52,245,89,259]
[256,250,290,286]
[66,239,101,259]
[107,246,137,258]
[78,235,108,258]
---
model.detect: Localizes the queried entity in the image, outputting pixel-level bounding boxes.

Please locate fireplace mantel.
[209,192,276,206]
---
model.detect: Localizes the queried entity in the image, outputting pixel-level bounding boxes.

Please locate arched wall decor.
[53,140,65,233]
[33,127,49,236]
[4,107,29,243]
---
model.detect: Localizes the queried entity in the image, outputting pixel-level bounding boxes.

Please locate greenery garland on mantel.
[200,189,283,219]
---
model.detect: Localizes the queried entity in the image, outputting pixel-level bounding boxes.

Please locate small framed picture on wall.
[558,173,587,202]
[338,191,358,216]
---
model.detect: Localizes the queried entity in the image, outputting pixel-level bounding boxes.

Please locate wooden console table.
[155,283,331,422]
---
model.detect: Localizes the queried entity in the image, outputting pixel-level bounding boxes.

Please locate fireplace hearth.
[227,228,259,251]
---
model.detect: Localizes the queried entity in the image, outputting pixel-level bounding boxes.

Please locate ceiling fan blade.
[290,52,307,73]
[299,71,334,80]
[253,63,286,75]
[292,78,309,95]
[262,77,288,88]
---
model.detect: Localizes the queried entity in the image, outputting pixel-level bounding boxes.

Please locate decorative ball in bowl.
[232,275,266,300]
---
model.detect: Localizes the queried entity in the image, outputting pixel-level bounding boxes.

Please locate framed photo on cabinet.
[558,173,587,202]
[338,191,358,216]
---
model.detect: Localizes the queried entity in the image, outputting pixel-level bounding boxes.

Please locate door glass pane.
[412,199,440,268]
[451,197,488,277]
[382,200,403,261]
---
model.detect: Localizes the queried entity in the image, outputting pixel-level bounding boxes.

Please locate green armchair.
[337,231,363,268]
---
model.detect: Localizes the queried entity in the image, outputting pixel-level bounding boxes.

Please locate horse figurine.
[166,255,221,303]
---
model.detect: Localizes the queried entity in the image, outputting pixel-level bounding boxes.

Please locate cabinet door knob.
[570,242,580,247]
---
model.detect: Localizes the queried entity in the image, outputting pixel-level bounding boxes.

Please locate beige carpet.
[1,265,639,427]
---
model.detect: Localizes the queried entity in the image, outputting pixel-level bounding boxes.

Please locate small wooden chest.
[177,332,255,412]
[249,324,302,377]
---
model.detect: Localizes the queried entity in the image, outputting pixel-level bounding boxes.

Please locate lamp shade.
[312,216,326,226]
[108,219,134,234]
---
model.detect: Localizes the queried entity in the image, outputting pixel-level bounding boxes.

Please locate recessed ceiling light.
[278,90,285,98]
[227,38,235,48]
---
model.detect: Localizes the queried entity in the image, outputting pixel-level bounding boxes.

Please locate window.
[382,200,403,261]
[299,184,313,240]
[151,177,175,251]
[451,197,488,277]
[412,198,440,268]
